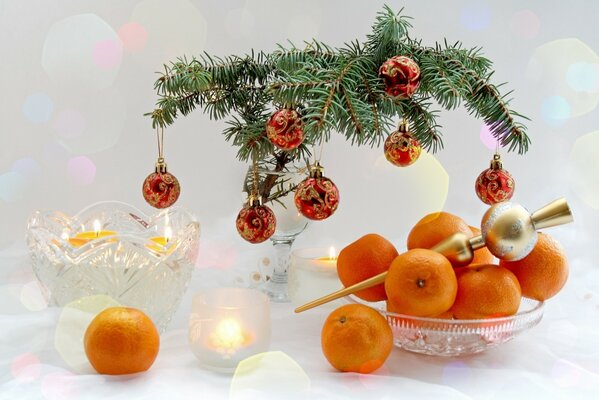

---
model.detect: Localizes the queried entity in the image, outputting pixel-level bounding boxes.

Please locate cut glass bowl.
[347,296,544,356]
[26,201,200,332]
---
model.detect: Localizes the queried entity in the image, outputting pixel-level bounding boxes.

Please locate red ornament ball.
[378,56,421,98]
[475,159,515,205]
[236,203,277,244]
[384,129,421,167]
[142,171,181,209]
[294,175,340,221]
[266,109,305,151]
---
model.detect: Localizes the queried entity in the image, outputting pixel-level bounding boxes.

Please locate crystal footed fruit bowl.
[27,201,200,333]
[347,296,544,356]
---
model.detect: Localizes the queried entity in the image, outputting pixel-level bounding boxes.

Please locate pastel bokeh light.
[479,124,499,150]
[373,152,449,217]
[460,3,491,31]
[230,351,310,399]
[54,295,121,373]
[11,353,41,383]
[92,39,123,70]
[53,108,86,139]
[566,63,599,93]
[67,156,96,185]
[20,281,48,312]
[22,92,54,124]
[57,88,126,154]
[196,240,238,270]
[527,38,599,118]
[540,96,571,125]
[0,171,28,202]
[570,131,599,209]
[12,157,42,179]
[131,0,207,59]
[510,10,540,39]
[118,22,148,53]
[42,14,121,92]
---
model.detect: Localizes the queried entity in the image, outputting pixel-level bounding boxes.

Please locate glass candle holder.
[189,288,271,373]
[26,201,200,333]
[288,247,343,308]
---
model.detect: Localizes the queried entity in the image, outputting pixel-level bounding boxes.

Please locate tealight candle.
[147,226,173,253]
[68,220,117,247]
[288,247,343,308]
[189,288,270,373]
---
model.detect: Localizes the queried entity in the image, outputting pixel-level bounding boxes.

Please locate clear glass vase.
[243,165,310,302]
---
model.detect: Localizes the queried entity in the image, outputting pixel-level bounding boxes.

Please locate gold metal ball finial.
[481,202,537,261]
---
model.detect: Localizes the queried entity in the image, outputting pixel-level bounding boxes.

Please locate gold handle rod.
[293,236,471,313]
[294,198,574,314]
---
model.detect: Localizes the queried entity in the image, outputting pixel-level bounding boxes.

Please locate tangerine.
[500,232,568,301]
[407,211,471,251]
[321,304,393,373]
[468,226,495,265]
[385,249,457,317]
[84,307,160,375]
[337,233,399,301]
[451,264,521,319]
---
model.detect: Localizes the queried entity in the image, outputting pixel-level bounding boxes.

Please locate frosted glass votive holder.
[188,288,271,373]
[289,247,343,308]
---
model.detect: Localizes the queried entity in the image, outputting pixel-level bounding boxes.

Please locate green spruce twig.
[146,6,530,201]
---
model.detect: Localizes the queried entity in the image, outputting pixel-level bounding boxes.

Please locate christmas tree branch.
[147,5,531,200]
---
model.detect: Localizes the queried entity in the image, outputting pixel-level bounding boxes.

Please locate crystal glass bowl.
[26,201,200,332]
[347,296,544,356]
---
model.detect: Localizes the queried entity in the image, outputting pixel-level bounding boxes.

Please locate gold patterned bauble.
[475,153,515,205]
[294,162,340,221]
[266,109,304,151]
[481,202,538,261]
[142,159,181,209]
[384,120,421,167]
[236,196,277,244]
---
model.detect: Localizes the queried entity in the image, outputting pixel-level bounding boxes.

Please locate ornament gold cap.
[531,198,573,230]
[247,194,263,207]
[309,161,324,178]
[155,157,168,173]
[399,118,409,133]
[490,153,502,169]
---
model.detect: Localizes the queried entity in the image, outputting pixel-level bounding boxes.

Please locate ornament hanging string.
[251,154,260,198]
[143,126,181,208]
[156,126,165,160]
[314,134,325,165]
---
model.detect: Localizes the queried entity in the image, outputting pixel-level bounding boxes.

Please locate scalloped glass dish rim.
[346,295,544,326]
[28,200,199,252]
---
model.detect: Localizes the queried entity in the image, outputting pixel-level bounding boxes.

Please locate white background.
[1,1,598,399]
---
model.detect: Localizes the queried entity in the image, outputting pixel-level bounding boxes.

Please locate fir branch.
[147,5,532,199]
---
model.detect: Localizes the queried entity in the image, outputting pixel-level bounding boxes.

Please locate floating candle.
[68,220,117,247]
[147,226,173,253]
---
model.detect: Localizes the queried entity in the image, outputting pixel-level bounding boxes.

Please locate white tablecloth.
[1,243,598,400]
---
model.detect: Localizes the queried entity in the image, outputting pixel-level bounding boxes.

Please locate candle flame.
[328,246,337,260]
[164,226,173,242]
[93,220,101,234]
[210,318,247,358]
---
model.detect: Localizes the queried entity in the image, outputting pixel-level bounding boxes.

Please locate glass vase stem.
[263,238,294,302]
